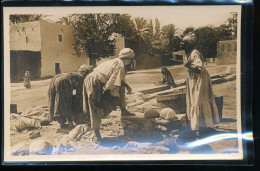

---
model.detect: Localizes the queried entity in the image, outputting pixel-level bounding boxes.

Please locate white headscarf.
[118,48,135,59]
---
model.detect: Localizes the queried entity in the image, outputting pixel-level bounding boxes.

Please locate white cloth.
[93,58,126,96]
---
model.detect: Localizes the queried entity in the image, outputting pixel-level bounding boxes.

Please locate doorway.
[55,63,61,75]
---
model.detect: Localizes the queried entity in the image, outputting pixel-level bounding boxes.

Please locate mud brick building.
[216,40,237,65]
[9,21,89,81]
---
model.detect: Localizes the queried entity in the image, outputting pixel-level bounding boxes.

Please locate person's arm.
[121,80,132,94]
[184,50,202,74]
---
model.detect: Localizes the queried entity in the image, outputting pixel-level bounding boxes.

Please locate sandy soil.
[8,64,240,156]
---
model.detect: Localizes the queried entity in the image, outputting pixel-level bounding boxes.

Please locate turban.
[183,32,196,45]
[78,64,92,73]
[118,48,135,59]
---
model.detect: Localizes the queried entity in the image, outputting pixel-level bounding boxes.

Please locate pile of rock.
[11,124,94,156]
[10,105,50,133]
[121,110,187,139]
[115,138,180,154]
[126,92,159,113]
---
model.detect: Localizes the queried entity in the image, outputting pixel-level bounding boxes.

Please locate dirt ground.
[9,64,239,156]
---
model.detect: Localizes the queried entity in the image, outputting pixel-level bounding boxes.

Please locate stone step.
[137,85,170,95]
[212,74,236,84]
[142,86,186,101]
[135,66,231,96]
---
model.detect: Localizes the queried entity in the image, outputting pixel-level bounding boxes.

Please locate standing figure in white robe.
[181,34,220,137]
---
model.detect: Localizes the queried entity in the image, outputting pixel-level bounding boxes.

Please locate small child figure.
[160,67,176,88]
[23,71,31,89]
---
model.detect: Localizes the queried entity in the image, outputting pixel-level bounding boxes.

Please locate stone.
[156,125,167,131]
[225,74,236,81]
[141,120,155,132]
[124,141,138,148]
[29,140,53,155]
[138,85,170,95]
[128,124,139,131]
[160,108,176,119]
[155,118,171,125]
[153,146,170,153]
[113,146,121,150]
[30,131,41,139]
[127,100,144,107]
[144,108,160,118]
[157,138,179,153]
[39,114,51,126]
[212,78,226,84]
[157,93,186,113]
[10,114,20,120]
[27,110,41,117]
[42,105,48,108]
[55,135,75,154]
[11,142,29,156]
[12,117,41,132]
[68,124,90,140]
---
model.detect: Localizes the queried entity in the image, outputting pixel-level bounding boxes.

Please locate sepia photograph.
[3,5,247,162]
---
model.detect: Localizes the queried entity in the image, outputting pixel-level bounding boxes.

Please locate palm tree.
[9,14,50,24]
[133,17,150,44]
[154,18,161,40]
[56,16,75,26]
[161,24,180,53]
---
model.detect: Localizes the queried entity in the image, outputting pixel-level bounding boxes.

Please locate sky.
[7,6,241,31]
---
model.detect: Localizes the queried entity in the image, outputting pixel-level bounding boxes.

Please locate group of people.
[47,33,220,142]
[48,48,136,142]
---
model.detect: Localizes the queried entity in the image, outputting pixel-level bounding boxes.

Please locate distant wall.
[9,21,41,51]
[135,54,163,69]
[216,40,237,65]
[109,37,125,59]
[39,21,89,77]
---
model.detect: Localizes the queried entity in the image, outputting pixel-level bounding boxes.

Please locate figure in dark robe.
[48,65,92,128]
[160,67,176,88]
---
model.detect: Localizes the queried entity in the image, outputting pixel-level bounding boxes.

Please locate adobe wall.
[39,21,89,77]
[9,21,41,51]
[216,40,237,65]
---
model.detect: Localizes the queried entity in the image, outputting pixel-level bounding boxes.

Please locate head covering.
[183,32,196,45]
[78,64,92,73]
[119,48,135,59]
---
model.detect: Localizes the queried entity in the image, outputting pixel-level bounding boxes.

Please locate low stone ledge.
[138,85,170,95]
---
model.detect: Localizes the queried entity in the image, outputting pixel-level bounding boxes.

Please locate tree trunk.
[89,56,97,68]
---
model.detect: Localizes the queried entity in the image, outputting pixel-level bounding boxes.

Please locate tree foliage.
[56,16,75,26]
[183,27,195,36]
[9,14,50,24]
[161,24,181,54]
[193,24,234,58]
[71,14,116,66]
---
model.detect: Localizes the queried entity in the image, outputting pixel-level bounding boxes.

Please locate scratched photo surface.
[3,5,247,162]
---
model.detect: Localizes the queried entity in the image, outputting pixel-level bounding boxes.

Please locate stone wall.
[121,113,187,139]
[216,40,237,65]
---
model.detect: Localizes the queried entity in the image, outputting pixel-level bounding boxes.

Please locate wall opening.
[10,50,41,82]
[58,34,63,43]
[55,63,61,75]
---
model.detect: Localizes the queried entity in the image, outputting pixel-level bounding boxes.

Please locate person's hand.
[126,87,132,94]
